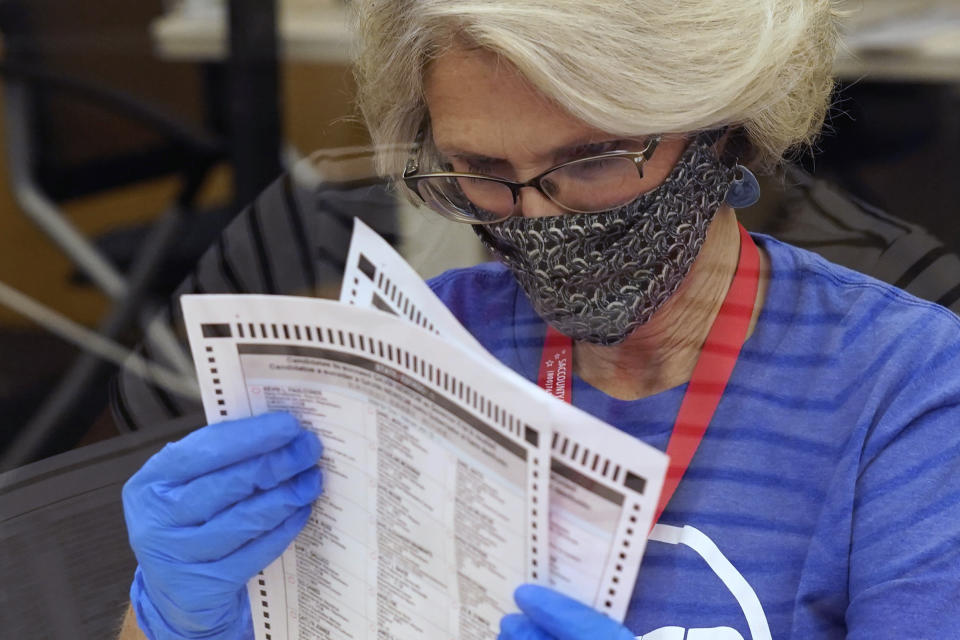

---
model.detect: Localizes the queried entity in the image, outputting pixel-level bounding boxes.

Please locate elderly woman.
[119,1,960,639]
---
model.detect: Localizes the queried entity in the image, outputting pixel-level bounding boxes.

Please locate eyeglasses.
[402,136,662,224]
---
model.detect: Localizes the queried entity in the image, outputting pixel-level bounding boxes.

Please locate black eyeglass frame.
[402,135,662,223]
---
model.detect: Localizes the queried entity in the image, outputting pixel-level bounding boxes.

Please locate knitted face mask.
[474,137,736,345]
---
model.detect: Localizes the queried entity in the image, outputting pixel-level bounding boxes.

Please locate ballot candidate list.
[239,345,532,639]
[548,460,623,606]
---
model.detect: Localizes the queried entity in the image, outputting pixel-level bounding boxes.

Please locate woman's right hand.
[122,412,323,640]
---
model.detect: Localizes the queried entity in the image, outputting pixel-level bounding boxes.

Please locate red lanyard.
[537,223,760,525]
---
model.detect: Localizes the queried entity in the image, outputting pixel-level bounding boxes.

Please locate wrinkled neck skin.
[573,206,769,401]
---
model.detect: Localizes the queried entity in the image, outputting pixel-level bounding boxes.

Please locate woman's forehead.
[424,47,613,163]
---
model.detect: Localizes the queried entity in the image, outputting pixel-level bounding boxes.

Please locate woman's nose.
[516,186,565,218]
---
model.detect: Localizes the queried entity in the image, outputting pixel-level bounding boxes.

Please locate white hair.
[353,0,845,176]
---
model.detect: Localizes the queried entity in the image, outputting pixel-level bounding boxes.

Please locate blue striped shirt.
[429,233,960,639]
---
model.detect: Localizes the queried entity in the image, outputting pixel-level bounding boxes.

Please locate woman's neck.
[572,207,768,400]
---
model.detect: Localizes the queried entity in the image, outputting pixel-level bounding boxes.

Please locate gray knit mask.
[474,137,736,345]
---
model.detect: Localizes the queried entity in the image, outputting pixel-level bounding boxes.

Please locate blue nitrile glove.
[499,584,636,640]
[122,412,323,640]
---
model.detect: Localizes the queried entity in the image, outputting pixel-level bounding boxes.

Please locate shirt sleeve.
[844,315,960,637]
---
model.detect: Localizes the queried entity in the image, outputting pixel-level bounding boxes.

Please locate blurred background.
[0,0,958,635]
[0,0,491,470]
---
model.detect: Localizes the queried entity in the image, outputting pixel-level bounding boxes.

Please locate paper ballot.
[181,220,668,640]
[341,219,668,618]
[183,296,552,639]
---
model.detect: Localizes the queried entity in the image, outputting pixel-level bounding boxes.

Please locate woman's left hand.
[499,585,636,640]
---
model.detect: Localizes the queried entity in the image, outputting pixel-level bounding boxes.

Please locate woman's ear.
[716,126,755,167]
